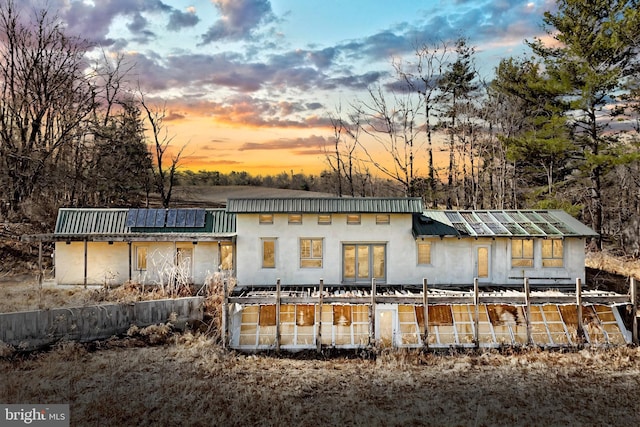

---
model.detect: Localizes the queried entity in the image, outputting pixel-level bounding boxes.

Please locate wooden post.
[631,277,638,345]
[222,277,228,349]
[83,239,88,289]
[576,278,583,342]
[276,278,281,351]
[524,278,532,346]
[317,279,323,353]
[370,278,376,346]
[422,278,429,348]
[128,242,132,282]
[474,277,479,347]
[38,241,43,287]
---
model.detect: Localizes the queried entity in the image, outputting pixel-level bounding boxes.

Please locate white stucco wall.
[235,212,587,287]
[54,241,221,286]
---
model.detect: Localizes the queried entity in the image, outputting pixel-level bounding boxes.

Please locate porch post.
[524,278,532,346]
[473,277,479,347]
[222,276,228,349]
[576,278,583,342]
[83,239,88,289]
[370,278,376,346]
[422,278,428,348]
[317,278,323,353]
[631,277,637,345]
[276,278,281,351]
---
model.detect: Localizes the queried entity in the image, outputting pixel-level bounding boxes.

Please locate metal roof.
[414,210,598,238]
[53,208,236,238]
[227,197,424,213]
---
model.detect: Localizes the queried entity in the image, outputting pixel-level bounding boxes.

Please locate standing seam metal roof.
[226,197,424,213]
[415,210,598,238]
[54,208,236,235]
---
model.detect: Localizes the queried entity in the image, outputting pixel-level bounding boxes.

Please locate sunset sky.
[27,0,555,175]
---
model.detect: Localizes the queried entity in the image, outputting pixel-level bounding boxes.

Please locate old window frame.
[300,238,323,268]
[417,241,432,265]
[262,238,276,268]
[288,214,302,224]
[542,239,564,268]
[135,246,148,271]
[511,239,534,268]
[259,214,273,224]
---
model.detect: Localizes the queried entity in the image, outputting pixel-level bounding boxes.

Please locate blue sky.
[20,0,556,174]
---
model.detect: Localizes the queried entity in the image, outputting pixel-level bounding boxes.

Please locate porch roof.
[22,208,236,242]
[414,210,598,238]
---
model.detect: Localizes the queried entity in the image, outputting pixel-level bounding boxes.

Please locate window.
[288,214,302,224]
[136,246,148,271]
[259,214,273,224]
[318,214,331,225]
[376,214,390,224]
[220,243,233,271]
[542,239,563,267]
[347,214,361,225]
[300,238,323,268]
[417,242,431,265]
[511,239,533,268]
[262,239,276,268]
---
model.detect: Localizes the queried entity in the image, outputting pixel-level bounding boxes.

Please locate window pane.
[523,240,533,258]
[553,240,563,258]
[512,240,523,258]
[542,240,553,258]
[357,246,369,278]
[376,214,390,224]
[477,247,489,278]
[259,214,273,224]
[418,242,431,264]
[333,305,352,326]
[312,239,323,257]
[263,240,275,268]
[318,214,331,224]
[136,247,147,270]
[344,245,355,278]
[259,305,276,326]
[288,214,302,224]
[300,239,311,258]
[220,244,233,270]
[373,245,385,279]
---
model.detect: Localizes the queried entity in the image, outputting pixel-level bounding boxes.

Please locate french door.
[343,244,386,283]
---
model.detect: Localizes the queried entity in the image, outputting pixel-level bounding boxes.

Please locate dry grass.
[1,338,639,426]
[586,250,640,281]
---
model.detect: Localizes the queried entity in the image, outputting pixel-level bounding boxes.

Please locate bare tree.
[354,86,424,197]
[139,95,186,208]
[0,0,95,217]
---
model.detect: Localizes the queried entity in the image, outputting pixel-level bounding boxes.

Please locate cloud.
[200,0,275,44]
[238,135,329,152]
[167,8,200,31]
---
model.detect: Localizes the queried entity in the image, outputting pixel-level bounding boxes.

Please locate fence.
[0,297,203,350]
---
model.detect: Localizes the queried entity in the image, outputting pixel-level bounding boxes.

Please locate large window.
[511,239,533,268]
[343,244,385,282]
[417,242,431,265]
[262,239,276,268]
[542,239,563,267]
[135,246,148,271]
[300,238,323,268]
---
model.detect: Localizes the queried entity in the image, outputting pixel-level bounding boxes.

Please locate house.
[23,197,633,349]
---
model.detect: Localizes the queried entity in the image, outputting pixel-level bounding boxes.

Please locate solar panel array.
[429,210,581,237]
[126,208,206,228]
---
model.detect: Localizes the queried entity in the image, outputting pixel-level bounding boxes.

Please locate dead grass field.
[1,336,640,426]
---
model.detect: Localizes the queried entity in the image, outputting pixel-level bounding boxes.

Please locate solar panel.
[166,209,177,227]
[145,209,157,227]
[135,209,148,227]
[154,209,166,227]
[175,209,187,227]
[125,209,138,227]
[195,209,206,227]
[185,209,196,227]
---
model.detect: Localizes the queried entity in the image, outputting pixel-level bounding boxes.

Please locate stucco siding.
[235,213,418,285]
[55,241,220,286]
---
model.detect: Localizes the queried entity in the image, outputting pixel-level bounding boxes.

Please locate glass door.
[343,244,386,283]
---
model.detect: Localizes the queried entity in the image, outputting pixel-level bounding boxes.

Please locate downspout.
[83,239,88,289]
